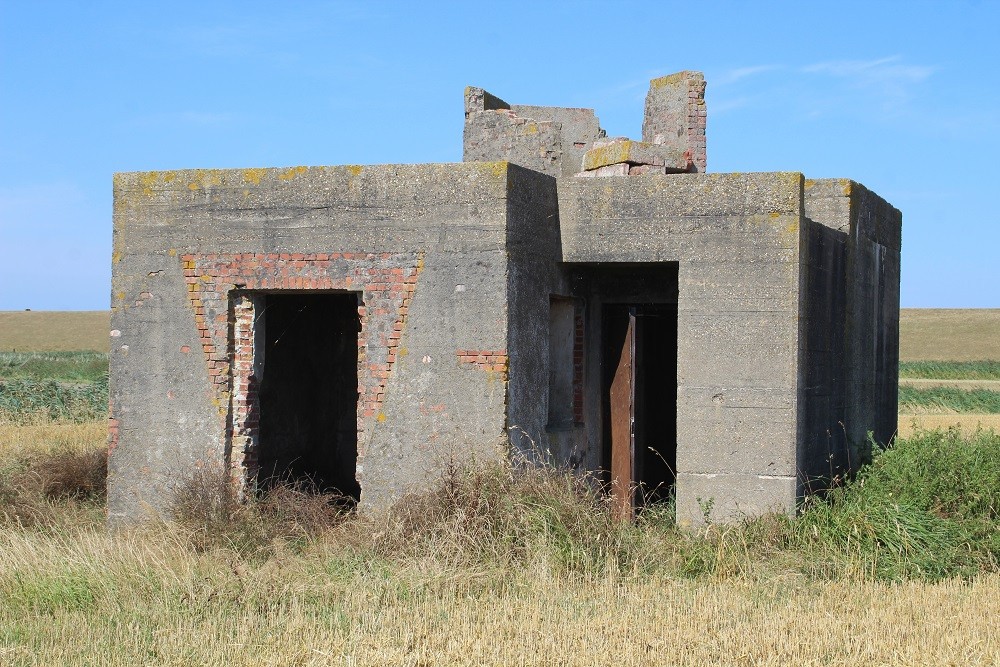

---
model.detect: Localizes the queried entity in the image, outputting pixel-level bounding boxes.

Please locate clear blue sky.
[1,1,997,309]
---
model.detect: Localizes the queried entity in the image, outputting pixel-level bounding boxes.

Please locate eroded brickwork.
[684,75,708,172]
[456,349,508,375]
[228,294,257,480]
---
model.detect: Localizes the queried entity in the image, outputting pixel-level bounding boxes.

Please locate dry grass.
[900,378,1000,390]
[0,422,107,528]
[1,423,1000,664]
[0,526,997,666]
[900,308,1000,362]
[0,422,107,459]
[0,311,109,353]
[898,413,1000,437]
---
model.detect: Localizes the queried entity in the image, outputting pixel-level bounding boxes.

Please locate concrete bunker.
[109,70,900,525]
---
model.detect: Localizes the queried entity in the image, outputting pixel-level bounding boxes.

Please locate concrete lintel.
[582,139,688,172]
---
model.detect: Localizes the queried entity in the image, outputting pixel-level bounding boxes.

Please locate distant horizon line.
[3,307,998,313]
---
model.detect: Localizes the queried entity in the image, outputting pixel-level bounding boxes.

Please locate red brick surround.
[181,251,423,482]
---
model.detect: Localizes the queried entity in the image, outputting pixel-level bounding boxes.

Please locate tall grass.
[898,385,1000,413]
[0,351,109,383]
[0,377,108,424]
[4,423,995,583]
[0,352,109,424]
[796,427,1000,579]
[899,360,1000,380]
[0,427,106,528]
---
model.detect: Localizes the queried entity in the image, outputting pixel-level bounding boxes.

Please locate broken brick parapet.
[642,71,707,172]
[464,86,511,115]
[465,72,705,179]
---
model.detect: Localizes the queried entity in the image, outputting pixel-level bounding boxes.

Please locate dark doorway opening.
[256,293,360,502]
[601,303,678,515]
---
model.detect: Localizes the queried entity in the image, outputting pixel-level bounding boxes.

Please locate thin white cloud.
[801,55,936,84]
[714,65,783,86]
[798,55,937,120]
[177,111,234,126]
[128,111,237,128]
[168,6,388,60]
[711,96,754,114]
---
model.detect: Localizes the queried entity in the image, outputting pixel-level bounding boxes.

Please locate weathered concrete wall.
[463,87,604,178]
[845,182,902,451]
[509,105,602,177]
[503,165,568,459]
[800,180,851,485]
[463,109,563,178]
[557,172,804,523]
[800,178,901,483]
[109,162,519,521]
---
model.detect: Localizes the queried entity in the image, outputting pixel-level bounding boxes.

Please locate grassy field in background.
[0,312,109,353]
[897,414,1000,437]
[898,360,1000,380]
[0,308,996,359]
[896,310,1000,432]
[0,352,108,425]
[0,351,108,383]
[899,308,1000,362]
[898,386,1000,414]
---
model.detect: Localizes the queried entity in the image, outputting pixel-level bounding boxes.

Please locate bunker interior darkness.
[252,292,360,501]
[108,70,901,525]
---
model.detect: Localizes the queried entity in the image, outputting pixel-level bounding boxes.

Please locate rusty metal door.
[609,310,636,519]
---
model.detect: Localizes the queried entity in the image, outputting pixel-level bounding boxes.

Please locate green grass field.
[0,352,108,425]
[899,360,1000,380]
[0,351,108,383]
[898,386,1000,414]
